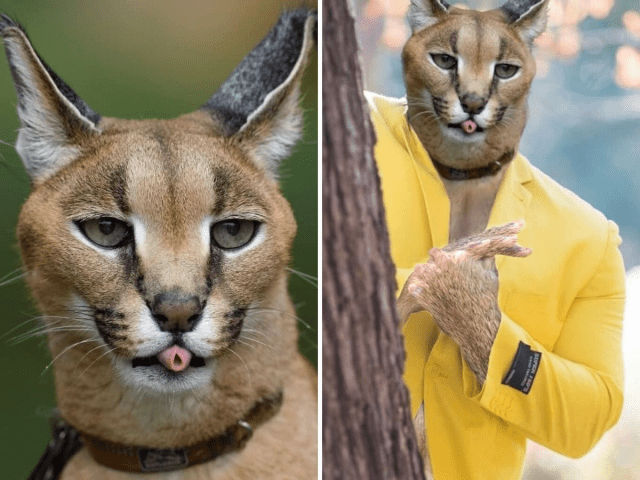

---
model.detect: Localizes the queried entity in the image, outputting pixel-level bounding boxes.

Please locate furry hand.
[398,221,532,384]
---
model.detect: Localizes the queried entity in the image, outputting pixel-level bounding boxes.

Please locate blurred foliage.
[0,1,317,478]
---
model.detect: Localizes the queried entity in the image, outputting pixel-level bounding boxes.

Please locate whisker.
[246,306,315,331]
[227,347,252,386]
[40,338,98,378]
[1,317,57,340]
[9,326,95,345]
[297,329,318,350]
[286,268,318,288]
[0,272,27,287]
[189,387,206,410]
[240,327,274,342]
[235,339,257,351]
[73,343,109,377]
[79,346,116,378]
[0,266,25,283]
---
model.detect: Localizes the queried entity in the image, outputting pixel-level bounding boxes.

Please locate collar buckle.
[138,447,189,473]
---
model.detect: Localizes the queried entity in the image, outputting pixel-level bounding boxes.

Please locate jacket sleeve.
[398,264,433,417]
[466,221,625,458]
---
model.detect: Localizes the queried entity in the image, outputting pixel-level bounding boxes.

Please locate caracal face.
[403,0,548,169]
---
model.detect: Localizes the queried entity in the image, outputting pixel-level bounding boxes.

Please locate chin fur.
[113,356,215,394]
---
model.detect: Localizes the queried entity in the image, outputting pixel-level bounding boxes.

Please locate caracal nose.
[460,93,487,115]
[150,292,203,332]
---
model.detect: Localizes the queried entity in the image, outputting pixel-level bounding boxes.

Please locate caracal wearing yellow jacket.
[369,0,626,479]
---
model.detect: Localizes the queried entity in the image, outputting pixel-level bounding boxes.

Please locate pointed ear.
[201,9,316,178]
[408,0,450,33]
[0,15,100,182]
[501,0,549,45]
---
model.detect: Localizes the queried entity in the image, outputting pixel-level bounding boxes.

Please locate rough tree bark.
[321,0,426,478]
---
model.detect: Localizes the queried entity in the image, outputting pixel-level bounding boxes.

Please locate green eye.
[211,220,258,250]
[431,53,457,70]
[78,218,131,248]
[495,63,519,79]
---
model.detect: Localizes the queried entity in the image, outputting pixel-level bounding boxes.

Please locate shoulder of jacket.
[525,162,612,246]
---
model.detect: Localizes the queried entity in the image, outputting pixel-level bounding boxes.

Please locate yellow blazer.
[367,92,625,480]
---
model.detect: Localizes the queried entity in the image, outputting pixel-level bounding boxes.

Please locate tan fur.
[398,1,547,474]
[20,115,317,480]
[2,12,317,479]
[403,5,539,237]
[442,170,507,241]
[413,404,433,480]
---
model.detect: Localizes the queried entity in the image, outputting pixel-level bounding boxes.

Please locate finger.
[429,247,445,262]
[475,233,532,258]
[463,235,518,259]
[483,220,525,238]
[495,244,532,258]
[442,221,524,255]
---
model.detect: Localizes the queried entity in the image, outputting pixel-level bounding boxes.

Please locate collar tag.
[138,447,189,472]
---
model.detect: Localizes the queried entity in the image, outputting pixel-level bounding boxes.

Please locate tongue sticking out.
[157,345,192,372]
[461,119,478,134]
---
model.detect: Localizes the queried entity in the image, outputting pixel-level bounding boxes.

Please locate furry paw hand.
[398,221,532,384]
[441,220,531,260]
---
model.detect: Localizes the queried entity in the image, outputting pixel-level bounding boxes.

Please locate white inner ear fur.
[237,16,315,176]
[513,1,548,44]
[3,30,100,181]
[408,0,449,33]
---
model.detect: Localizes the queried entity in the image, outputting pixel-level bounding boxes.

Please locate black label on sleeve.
[501,341,541,395]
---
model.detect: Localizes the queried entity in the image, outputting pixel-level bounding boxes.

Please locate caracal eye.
[431,53,457,70]
[211,220,258,250]
[495,63,519,79]
[78,218,131,248]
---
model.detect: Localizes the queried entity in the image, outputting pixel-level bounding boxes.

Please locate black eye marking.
[76,218,132,249]
[211,220,259,250]
[431,53,457,70]
[495,63,520,79]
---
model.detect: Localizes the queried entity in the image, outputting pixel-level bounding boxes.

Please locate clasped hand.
[397,221,532,384]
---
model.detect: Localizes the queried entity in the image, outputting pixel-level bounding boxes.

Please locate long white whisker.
[73,343,109,377]
[286,268,318,288]
[227,347,252,386]
[0,272,27,287]
[79,346,116,378]
[40,338,97,378]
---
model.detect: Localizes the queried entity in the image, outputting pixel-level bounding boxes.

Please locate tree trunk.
[321,0,426,478]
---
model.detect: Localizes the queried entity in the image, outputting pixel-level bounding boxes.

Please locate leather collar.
[431,151,515,181]
[30,391,283,477]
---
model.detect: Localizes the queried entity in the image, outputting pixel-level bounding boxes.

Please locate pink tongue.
[157,345,192,372]
[461,119,478,134]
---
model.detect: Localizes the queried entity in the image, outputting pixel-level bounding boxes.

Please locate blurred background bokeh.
[354,0,639,478]
[0,1,317,477]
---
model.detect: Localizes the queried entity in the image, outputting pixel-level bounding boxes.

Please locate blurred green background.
[0,1,317,477]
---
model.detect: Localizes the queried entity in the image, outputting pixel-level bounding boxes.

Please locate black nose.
[150,292,203,332]
[460,93,487,115]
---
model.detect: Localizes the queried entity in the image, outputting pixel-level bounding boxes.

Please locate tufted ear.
[0,14,101,183]
[201,9,316,178]
[408,0,450,33]
[501,0,549,45]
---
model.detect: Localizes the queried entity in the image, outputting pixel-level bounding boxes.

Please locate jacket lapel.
[403,120,451,249]
[487,154,533,270]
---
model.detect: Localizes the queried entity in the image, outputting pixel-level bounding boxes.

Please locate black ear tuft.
[0,14,100,126]
[408,0,450,33]
[201,9,316,176]
[203,9,313,135]
[500,0,548,44]
[0,13,101,181]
